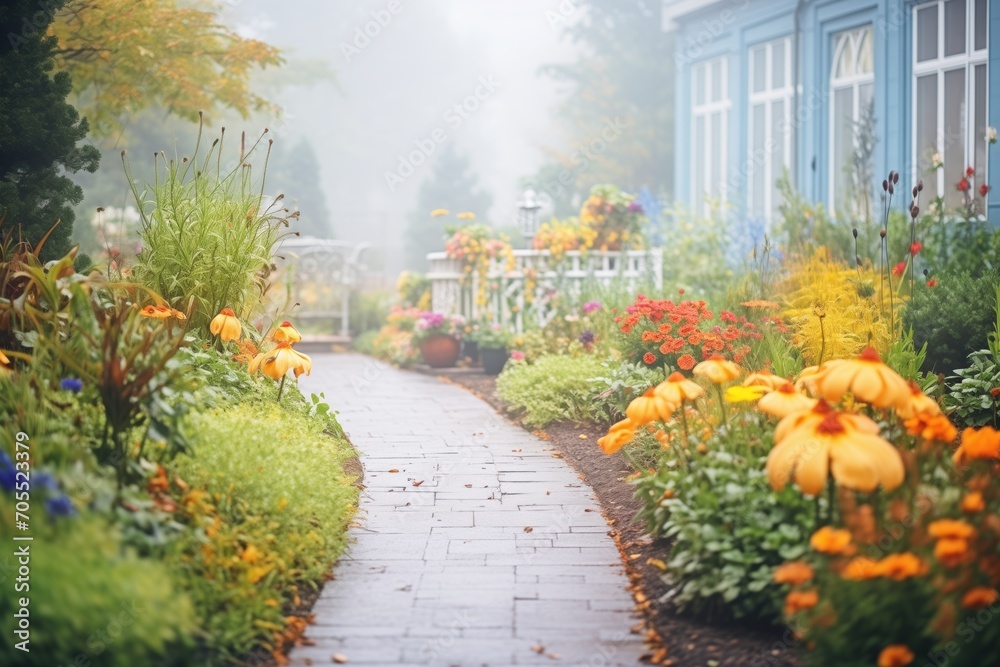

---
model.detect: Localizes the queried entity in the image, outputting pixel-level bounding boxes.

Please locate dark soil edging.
[447,372,800,667]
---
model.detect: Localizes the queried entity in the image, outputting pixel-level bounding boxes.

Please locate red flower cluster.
[616,295,763,368]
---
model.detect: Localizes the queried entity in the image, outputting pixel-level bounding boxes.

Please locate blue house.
[663,0,1000,223]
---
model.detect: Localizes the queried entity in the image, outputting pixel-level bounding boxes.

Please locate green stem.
[714,384,729,430]
[277,375,287,402]
[827,475,836,525]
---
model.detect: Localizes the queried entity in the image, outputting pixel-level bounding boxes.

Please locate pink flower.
[510,350,525,361]
[980,183,991,197]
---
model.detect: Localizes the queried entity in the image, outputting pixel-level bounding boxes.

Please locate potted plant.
[461,321,481,364]
[413,312,465,368]
[477,324,511,375]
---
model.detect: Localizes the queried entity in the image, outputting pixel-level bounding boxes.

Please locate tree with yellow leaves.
[49,0,283,136]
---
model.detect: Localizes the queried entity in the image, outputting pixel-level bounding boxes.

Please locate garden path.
[287,353,645,666]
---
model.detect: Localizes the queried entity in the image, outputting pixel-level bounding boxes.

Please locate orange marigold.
[961,587,999,609]
[953,426,1000,464]
[784,589,819,615]
[876,553,927,580]
[934,538,971,568]
[904,413,958,443]
[642,352,656,365]
[774,561,814,585]
[877,645,915,667]
[961,492,985,514]
[927,519,976,540]
[810,526,854,555]
[841,557,880,580]
[677,354,696,371]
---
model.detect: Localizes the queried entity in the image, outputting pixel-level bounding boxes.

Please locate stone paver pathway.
[289,354,645,666]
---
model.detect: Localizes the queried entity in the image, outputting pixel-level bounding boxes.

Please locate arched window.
[829,25,875,216]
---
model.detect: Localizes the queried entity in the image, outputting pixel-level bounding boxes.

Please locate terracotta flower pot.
[420,333,461,368]
[480,346,508,375]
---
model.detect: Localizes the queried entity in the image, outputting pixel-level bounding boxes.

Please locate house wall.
[670,0,999,222]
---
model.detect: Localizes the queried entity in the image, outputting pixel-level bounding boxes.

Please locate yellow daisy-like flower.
[209,308,242,342]
[456,211,476,220]
[812,347,910,410]
[431,208,450,217]
[758,383,818,419]
[272,320,302,344]
[0,350,9,367]
[249,342,312,380]
[743,369,788,391]
[725,385,767,404]
[625,388,676,426]
[139,304,173,320]
[692,354,741,384]
[653,372,705,405]
[598,418,635,455]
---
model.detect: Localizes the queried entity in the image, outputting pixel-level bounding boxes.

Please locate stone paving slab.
[288,354,644,667]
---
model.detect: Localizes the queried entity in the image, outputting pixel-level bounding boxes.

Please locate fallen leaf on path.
[531,645,544,654]
[388,469,399,473]
[551,452,564,458]
[646,558,668,571]
[546,653,560,660]
[412,480,424,487]
[523,526,533,533]
[464,484,473,488]
[578,434,587,440]
[332,653,349,663]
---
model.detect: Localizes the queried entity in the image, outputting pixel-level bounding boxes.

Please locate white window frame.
[829,25,875,214]
[691,56,730,215]
[747,36,794,223]
[911,0,989,207]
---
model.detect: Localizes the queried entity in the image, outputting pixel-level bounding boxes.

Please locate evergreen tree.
[404,146,493,270]
[267,138,332,238]
[0,0,99,260]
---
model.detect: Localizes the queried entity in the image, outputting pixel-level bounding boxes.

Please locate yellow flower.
[456,211,476,220]
[139,304,173,320]
[812,347,910,410]
[598,418,635,455]
[767,402,904,495]
[247,564,273,584]
[758,383,818,418]
[795,365,821,395]
[431,208,450,217]
[625,388,676,426]
[209,308,241,342]
[810,526,854,555]
[725,385,767,403]
[653,372,705,404]
[692,355,741,384]
[272,320,302,344]
[877,645,914,667]
[743,369,788,391]
[896,380,942,419]
[249,342,312,380]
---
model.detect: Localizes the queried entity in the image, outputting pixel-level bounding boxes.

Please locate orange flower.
[897,381,942,419]
[904,413,958,443]
[841,557,880,580]
[272,320,302,344]
[642,352,656,364]
[795,365,821,395]
[810,526,854,555]
[961,587,999,609]
[248,341,311,380]
[877,645,914,667]
[740,300,781,310]
[960,492,985,514]
[210,308,242,342]
[677,354,696,370]
[934,538,970,568]
[875,553,927,580]
[598,418,635,455]
[625,387,676,426]
[784,589,819,614]
[0,350,9,367]
[653,371,705,405]
[758,383,818,419]
[767,404,904,495]
[692,354,741,384]
[744,369,788,391]
[953,426,1000,464]
[927,519,976,540]
[812,347,910,410]
[774,561,814,585]
[139,304,172,319]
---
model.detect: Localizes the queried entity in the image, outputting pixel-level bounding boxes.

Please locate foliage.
[0,0,101,261]
[50,0,283,137]
[0,512,195,667]
[265,138,332,237]
[775,173,851,260]
[349,290,391,337]
[659,204,737,299]
[614,295,762,370]
[635,443,813,621]
[903,268,1000,374]
[945,350,1000,428]
[165,401,357,663]
[496,354,609,427]
[126,126,296,330]
[395,271,431,310]
[587,360,665,423]
[473,323,512,349]
[445,224,514,309]
[403,146,493,270]
[533,185,647,258]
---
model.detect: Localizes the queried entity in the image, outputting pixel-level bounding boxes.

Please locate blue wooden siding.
[670,0,1000,222]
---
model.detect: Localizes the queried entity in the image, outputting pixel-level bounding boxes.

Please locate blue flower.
[0,451,15,493]
[60,378,83,393]
[578,330,596,346]
[45,496,76,518]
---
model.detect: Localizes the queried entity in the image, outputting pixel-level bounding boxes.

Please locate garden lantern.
[517,188,542,243]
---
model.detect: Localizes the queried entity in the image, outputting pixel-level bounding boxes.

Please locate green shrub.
[166,402,357,663]
[903,269,999,373]
[634,432,813,622]
[497,354,609,427]
[126,127,295,329]
[945,349,1000,428]
[0,513,195,667]
[586,360,665,423]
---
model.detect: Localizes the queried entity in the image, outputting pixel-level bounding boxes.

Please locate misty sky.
[228,0,583,279]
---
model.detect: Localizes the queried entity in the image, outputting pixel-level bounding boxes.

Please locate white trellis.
[427,249,663,331]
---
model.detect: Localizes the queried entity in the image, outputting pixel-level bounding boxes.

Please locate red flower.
[966,166,976,178]
[957,178,971,192]
[909,242,922,256]
[642,352,656,365]
[980,183,991,197]
[677,354,696,370]
[720,310,737,323]
[926,278,938,288]
[892,262,906,277]
[678,289,685,295]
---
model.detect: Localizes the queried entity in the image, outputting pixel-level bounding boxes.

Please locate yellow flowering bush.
[445,224,515,309]
[533,184,647,258]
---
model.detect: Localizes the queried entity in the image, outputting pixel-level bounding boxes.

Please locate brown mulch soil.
[448,372,800,667]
